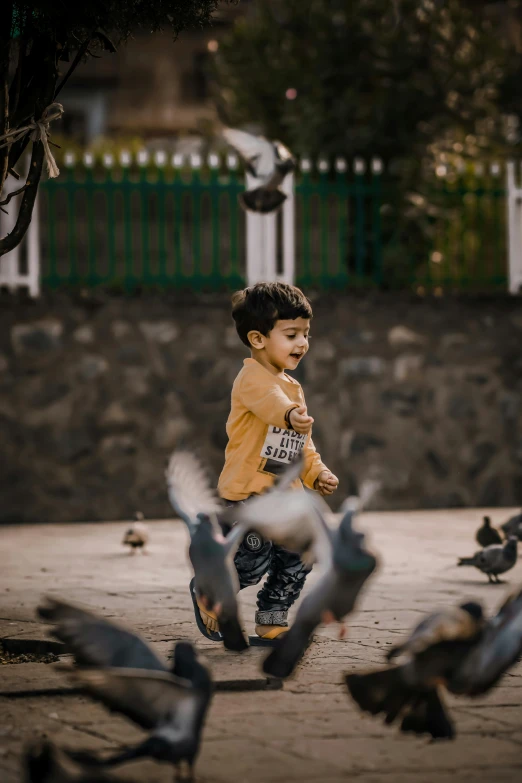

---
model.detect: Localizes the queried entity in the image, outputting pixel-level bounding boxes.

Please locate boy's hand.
[288,406,314,435]
[314,470,339,496]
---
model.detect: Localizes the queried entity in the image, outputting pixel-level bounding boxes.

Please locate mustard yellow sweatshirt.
[218,358,327,500]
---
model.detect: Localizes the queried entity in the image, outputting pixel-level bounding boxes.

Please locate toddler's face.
[263,317,310,373]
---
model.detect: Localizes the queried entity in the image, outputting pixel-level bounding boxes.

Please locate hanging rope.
[0,103,64,179]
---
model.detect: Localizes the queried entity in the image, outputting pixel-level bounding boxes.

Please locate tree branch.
[54,33,94,99]
[0,36,58,259]
[0,182,28,207]
[8,38,24,119]
[0,141,43,257]
[0,1,13,201]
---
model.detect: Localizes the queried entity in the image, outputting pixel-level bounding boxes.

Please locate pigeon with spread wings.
[449,587,522,696]
[261,495,378,679]
[345,602,485,740]
[220,452,332,568]
[222,128,295,213]
[37,597,212,782]
[166,450,248,651]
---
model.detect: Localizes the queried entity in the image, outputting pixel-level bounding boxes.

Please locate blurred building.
[60,1,251,146]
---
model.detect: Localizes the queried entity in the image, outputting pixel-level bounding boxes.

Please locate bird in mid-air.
[37,597,213,782]
[260,490,378,679]
[475,515,502,548]
[166,449,248,652]
[345,601,485,740]
[347,586,522,740]
[222,127,295,213]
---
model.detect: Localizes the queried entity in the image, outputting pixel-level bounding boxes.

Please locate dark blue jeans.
[223,499,311,623]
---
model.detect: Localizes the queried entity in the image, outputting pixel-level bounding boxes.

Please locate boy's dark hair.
[231,282,312,348]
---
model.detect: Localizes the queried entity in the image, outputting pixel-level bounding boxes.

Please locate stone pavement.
[1,509,522,782]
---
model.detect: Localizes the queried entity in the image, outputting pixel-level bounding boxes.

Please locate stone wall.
[1,290,522,523]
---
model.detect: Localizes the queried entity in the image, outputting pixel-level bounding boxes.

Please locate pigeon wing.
[478,545,504,571]
[69,667,197,731]
[222,128,275,180]
[166,450,222,533]
[387,607,482,660]
[451,590,522,695]
[273,451,305,491]
[224,489,332,566]
[37,597,167,672]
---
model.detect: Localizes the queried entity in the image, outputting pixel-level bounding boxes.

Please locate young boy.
[199,282,338,641]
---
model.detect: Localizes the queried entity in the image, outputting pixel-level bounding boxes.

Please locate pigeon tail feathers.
[400,689,455,740]
[345,668,412,723]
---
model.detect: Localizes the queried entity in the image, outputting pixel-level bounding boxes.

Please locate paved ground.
[1,509,522,782]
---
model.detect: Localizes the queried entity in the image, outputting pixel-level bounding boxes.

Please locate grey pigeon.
[346,601,485,740]
[221,453,333,567]
[166,450,248,651]
[222,127,295,213]
[475,516,502,548]
[37,597,212,782]
[457,536,518,583]
[262,499,377,679]
[501,510,522,541]
[24,740,132,783]
[450,587,522,696]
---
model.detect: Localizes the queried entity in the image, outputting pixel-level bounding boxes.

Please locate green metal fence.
[39,152,508,292]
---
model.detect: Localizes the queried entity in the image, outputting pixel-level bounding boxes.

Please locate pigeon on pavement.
[501,510,522,541]
[262,497,377,679]
[122,512,149,555]
[457,536,518,583]
[222,128,295,213]
[475,515,502,548]
[345,602,485,740]
[166,450,248,651]
[37,597,212,782]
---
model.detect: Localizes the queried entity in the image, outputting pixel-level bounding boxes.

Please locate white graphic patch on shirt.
[260,426,307,464]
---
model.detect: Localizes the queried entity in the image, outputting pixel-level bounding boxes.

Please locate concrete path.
[1,508,522,782]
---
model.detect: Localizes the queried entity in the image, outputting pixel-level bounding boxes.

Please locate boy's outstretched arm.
[300,436,338,495]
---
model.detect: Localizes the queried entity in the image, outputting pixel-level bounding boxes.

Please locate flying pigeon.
[449,586,522,696]
[475,516,502,548]
[24,740,132,783]
[501,510,522,541]
[37,597,212,781]
[262,496,377,679]
[345,601,485,740]
[122,512,149,555]
[222,127,295,213]
[220,453,332,567]
[166,450,248,651]
[457,536,518,583]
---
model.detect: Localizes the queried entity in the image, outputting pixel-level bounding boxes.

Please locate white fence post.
[507,161,522,295]
[0,170,40,297]
[245,173,295,286]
